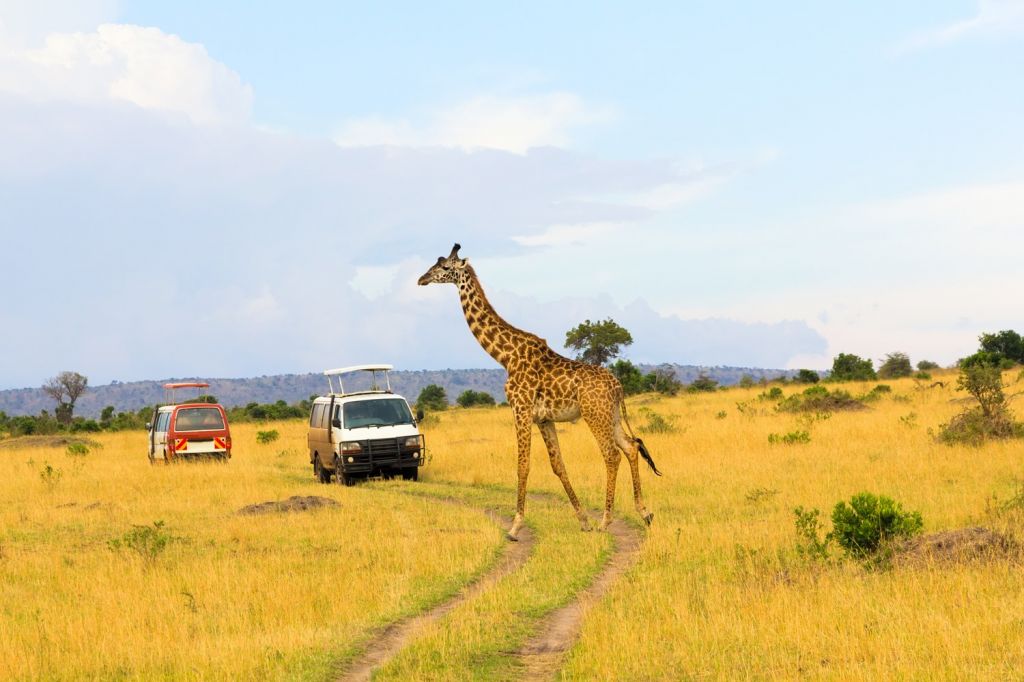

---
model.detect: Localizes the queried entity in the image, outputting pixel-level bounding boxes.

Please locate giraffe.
[418,243,662,540]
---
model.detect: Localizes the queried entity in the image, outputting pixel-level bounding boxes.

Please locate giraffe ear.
[449,243,462,260]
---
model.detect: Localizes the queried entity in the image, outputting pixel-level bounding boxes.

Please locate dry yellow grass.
[2,371,1023,679]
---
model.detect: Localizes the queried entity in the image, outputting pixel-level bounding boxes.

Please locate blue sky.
[0,1,1022,388]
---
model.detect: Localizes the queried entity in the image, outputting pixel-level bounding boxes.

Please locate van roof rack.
[323,364,393,396]
[163,382,211,405]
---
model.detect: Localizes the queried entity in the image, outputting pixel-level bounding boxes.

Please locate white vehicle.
[308,364,425,485]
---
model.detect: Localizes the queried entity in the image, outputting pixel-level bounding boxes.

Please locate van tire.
[402,468,418,482]
[314,455,331,484]
[334,456,356,487]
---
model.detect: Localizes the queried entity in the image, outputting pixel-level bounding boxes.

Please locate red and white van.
[148,383,232,463]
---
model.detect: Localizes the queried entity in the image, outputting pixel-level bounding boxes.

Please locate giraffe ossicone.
[418,243,661,540]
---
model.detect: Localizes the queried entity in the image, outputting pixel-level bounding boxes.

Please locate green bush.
[456,390,496,408]
[878,352,913,379]
[416,384,449,412]
[256,430,279,445]
[914,371,932,380]
[939,364,1024,446]
[830,353,877,381]
[830,493,923,558]
[109,521,173,563]
[768,430,811,445]
[637,407,677,434]
[687,373,719,393]
[794,369,820,384]
[777,385,864,413]
[793,506,832,561]
[759,386,784,401]
[66,443,89,456]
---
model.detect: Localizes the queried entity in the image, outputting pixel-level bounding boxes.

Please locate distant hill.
[0,365,798,418]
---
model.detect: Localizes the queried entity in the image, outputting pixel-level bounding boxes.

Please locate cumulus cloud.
[334,92,611,153]
[896,0,1024,52]
[0,23,252,125]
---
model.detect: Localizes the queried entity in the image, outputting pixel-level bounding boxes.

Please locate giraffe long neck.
[457,267,531,368]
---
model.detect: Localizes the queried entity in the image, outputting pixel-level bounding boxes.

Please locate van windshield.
[175,407,225,432]
[343,399,413,429]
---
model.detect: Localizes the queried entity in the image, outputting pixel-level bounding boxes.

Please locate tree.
[979,330,1024,364]
[830,354,877,381]
[609,359,646,396]
[456,390,496,408]
[917,360,939,370]
[794,369,820,384]
[564,318,633,366]
[42,371,88,425]
[647,366,682,395]
[877,352,913,379]
[739,374,756,388]
[687,373,718,393]
[416,384,449,411]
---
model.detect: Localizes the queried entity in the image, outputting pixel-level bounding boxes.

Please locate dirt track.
[517,518,643,680]
[336,510,534,682]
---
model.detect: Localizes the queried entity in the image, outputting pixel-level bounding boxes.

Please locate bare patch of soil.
[0,435,100,450]
[894,527,1018,567]
[337,510,534,682]
[238,496,340,515]
[518,518,643,680]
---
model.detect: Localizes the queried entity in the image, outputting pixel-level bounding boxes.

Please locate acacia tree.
[42,371,88,424]
[878,352,913,379]
[565,318,633,366]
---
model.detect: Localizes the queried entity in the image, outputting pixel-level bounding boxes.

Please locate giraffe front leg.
[538,421,591,532]
[506,409,532,541]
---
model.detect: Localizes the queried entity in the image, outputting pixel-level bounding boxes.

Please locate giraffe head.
[417,243,468,286]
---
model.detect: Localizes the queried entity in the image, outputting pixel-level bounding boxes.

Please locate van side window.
[310,404,324,427]
[318,405,329,429]
[156,412,170,432]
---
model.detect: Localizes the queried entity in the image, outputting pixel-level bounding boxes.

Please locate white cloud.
[334,92,610,153]
[0,23,252,125]
[896,0,1024,52]
[511,222,620,248]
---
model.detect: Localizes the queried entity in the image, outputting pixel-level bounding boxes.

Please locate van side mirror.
[145,422,152,431]
[332,417,342,428]
[416,408,424,422]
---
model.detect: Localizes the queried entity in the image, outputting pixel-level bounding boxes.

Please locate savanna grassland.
[2,371,1024,680]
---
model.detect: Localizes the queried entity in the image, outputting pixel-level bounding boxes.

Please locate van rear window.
[175,407,225,432]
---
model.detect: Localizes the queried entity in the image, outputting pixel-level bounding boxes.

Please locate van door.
[307,402,326,463]
[153,411,170,460]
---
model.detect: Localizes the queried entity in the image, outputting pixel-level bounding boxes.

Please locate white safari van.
[308,365,425,485]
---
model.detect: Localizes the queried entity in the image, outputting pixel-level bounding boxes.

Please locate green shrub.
[778,385,864,413]
[939,364,1024,446]
[738,374,756,388]
[456,390,496,408]
[637,407,677,434]
[256,430,279,445]
[914,371,932,380]
[39,463,62,490]
[714,410,727,420]
[416,384,449,412]
[878,352,913,379]
[830,493,923,558]
[66,443,89,456]
[109,521,173,563]
[768,430,810,445]
[794,369,820,384]
[759,386,784,401]
[687,373,719,393]
[830,353,877,381]
[917,360,940,371]
[793,506,831,561]
[860,384,892,403]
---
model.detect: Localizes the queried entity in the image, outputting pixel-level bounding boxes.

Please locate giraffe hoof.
[579,520,593,532]
[506,532,519,542]
[643,512,654,526]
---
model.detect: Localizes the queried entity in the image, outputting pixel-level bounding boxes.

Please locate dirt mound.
[0,435,100,450]
[238,496,340,515]
[894,527,1017,566]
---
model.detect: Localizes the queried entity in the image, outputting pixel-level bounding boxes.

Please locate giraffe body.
[418,244,661,539]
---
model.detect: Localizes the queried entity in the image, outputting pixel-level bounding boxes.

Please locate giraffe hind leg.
[614,424,654,525]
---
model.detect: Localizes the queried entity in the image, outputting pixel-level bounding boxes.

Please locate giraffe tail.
[619,395,663,476]
[636,437,663,476]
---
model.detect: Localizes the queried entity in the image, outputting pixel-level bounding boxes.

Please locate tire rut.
[517,517,643,681]
[335,509,534,682]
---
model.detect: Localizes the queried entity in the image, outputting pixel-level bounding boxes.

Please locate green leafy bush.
[416,384,449,412]
[777,385,864,413]
[687,373,719,393]
[637,407,677,434]
[939,364,1024,446]
[109,521,173,563]
[830,493,923,558]
[456,390,496,408]
[878,352,913,379]
[914,371,932,380]
[830,353,877,381]
[794,369,820,384]
[917,360,940,371]
[256,430,279,445]
[768,430,811,445]
[793,506,832,561]
[759,386,784,401]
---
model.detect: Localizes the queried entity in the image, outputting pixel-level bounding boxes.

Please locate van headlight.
[341,441,361,454]
[403,436,420,449]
